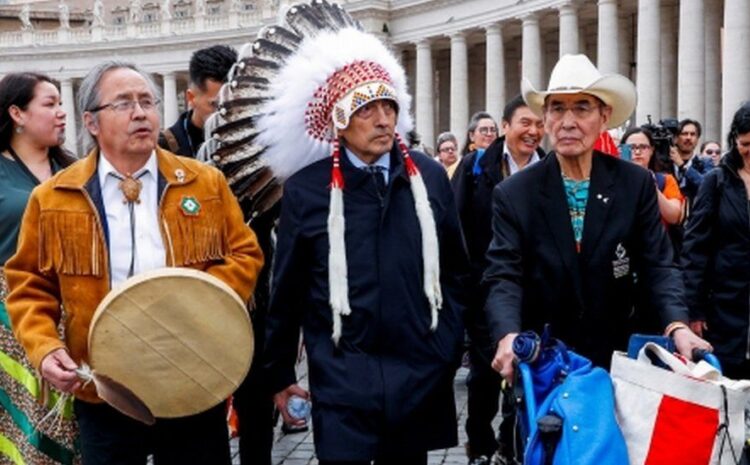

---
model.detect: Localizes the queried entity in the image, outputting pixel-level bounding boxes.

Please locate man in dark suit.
[452,95,545,465]
[484,54,711,383]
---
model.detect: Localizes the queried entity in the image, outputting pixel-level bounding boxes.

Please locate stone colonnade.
[403,0,750,151]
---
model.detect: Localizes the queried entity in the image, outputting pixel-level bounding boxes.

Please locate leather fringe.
[165,205,228,266]
[38,212,102,277]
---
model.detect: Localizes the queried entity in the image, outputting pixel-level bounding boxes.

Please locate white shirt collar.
[98,150,157,187]
[503,141,540,176]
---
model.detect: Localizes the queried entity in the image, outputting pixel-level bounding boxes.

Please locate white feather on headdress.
[203,1,439,345]
[256,27,413,180]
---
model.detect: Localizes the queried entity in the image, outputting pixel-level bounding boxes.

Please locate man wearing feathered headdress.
[260,21,469,465]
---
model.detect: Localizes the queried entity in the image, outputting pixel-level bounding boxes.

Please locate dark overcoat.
[451,137,546,357]
[264,144,469,461]
[483,152,689,368]
[681,149,750,365]
[451,136,546,278]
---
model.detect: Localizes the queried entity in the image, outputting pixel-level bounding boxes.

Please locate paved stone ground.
[227,353,498,465]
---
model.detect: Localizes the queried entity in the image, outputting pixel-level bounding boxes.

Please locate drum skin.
[88,267,254,418]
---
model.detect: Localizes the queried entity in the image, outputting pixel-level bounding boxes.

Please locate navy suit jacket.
[483,151,688,367]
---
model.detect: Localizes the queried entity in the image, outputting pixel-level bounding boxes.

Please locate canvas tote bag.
[611,343,750,465]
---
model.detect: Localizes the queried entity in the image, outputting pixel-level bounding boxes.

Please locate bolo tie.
[109,171,148,278]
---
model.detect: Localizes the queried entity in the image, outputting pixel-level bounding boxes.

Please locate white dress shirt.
[98,151,166,287]
[503,142,540,176]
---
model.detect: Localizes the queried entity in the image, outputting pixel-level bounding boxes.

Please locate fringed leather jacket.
[5,147,264,403]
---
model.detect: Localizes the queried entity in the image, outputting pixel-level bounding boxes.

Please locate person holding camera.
[670,119,712,210]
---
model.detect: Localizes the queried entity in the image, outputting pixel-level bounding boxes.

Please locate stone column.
[722,0,750,141]
[449,32,469,146]
[677,0,705,121]
[162,72,179,127]
[660,2,677,119]
[485,23,505,122]
[521,13,543,89]
[617,15,631,77]
[60,78,77,154]
[597,0,620,74]
[558,2,579,57]
[703,0,722,142]
[635,0,661,125]
[415,39,435,150]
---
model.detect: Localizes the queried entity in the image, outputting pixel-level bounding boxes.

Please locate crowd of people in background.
[0,33,748,465]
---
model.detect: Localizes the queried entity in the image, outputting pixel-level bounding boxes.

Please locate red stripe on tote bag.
[644,395,718,465]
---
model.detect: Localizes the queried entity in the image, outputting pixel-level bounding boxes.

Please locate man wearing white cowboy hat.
[483,54,711,382]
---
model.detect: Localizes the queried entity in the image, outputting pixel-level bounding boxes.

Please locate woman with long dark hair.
[682,103,750,380]
[0,72,78,464]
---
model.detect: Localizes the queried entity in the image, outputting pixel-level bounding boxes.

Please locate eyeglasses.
[704,149,720,155]
[89,97,161,114]
[477,126,498,136]
[439,146,457,153]
[626,143,652,152]
[545,102,601,120]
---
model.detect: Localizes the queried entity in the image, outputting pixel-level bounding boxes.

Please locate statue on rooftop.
[161,0,172,20]
[19,4,32,31]
[92,0,105,26]
[129,0,142,23]
[59,0,70,29]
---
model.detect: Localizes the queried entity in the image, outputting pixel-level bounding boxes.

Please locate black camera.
[642,116,678,170]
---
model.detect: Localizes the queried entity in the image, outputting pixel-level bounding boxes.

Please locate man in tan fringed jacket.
[5,60,263,465]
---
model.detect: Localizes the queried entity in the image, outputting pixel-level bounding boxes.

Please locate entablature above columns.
[387,0,570,45]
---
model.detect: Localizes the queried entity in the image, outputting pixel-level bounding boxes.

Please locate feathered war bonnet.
[202,0,441,344]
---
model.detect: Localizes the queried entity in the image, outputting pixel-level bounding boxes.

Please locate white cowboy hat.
[521,54,636,128]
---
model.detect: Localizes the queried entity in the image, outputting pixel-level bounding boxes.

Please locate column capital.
[559,1,579,15]
[483,22,502,35]
[414,37,432,48]
[448,31,466,41]
[519,12,539,23]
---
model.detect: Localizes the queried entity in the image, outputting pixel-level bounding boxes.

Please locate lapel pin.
[175,168,185,183]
